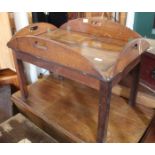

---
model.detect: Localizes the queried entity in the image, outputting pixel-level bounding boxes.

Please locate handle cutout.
[33,41,47,50]
[30,25,38,31]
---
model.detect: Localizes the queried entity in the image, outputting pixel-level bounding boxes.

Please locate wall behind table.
[0,13,15,71]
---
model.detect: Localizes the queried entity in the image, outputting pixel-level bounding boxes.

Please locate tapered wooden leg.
[128,63,140,106]
[13,51,28,100]
[97,81,112,143]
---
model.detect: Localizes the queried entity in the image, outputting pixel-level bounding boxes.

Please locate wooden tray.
[11,76,154,142]
[8,19,149,81]
[8,18,151,142]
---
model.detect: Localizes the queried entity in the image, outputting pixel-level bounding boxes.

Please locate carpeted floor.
[0,85,13,123]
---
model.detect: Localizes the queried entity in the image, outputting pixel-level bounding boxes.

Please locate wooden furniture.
[8,18,150,142]
[112,83,155,109]
[140,48,155,91]
[11,76,154,142]
[0,113,57,143]
[0,68,19,92]
[112,69,155,109]
[140,114,155,143]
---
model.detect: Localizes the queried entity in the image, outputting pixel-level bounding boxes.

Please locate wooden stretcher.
[8,18,151,142]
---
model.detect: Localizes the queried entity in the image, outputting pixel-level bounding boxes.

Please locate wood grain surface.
[11,76,154,142]
[8,19,150,80]
[8,19,151,142]
[0,68,19,92]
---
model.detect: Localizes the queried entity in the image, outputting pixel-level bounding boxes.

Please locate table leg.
[97,81,112,142]
[13,51,28,100]
[128,63,140,106]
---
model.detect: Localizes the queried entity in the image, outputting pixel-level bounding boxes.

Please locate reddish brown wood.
[111,39,149,78]
[112,57,141,87]
[8,19,150,81]
[10,22,57,40]
[0,68,19,92]
[11,76,154,142]
[97,81,112,142]
[60,18,141,41]
[15,50,100,90]
[13,36,101,79]
[140,114,155,143]
[128,63,141,106]
[140,49,155,91]
[13,51,28,100]
[7,19,150,142]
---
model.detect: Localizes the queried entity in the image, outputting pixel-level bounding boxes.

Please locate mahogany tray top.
[8,18,151,142]
[8,18,149,82]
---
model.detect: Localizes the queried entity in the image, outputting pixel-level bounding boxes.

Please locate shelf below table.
[11,76,154,142]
